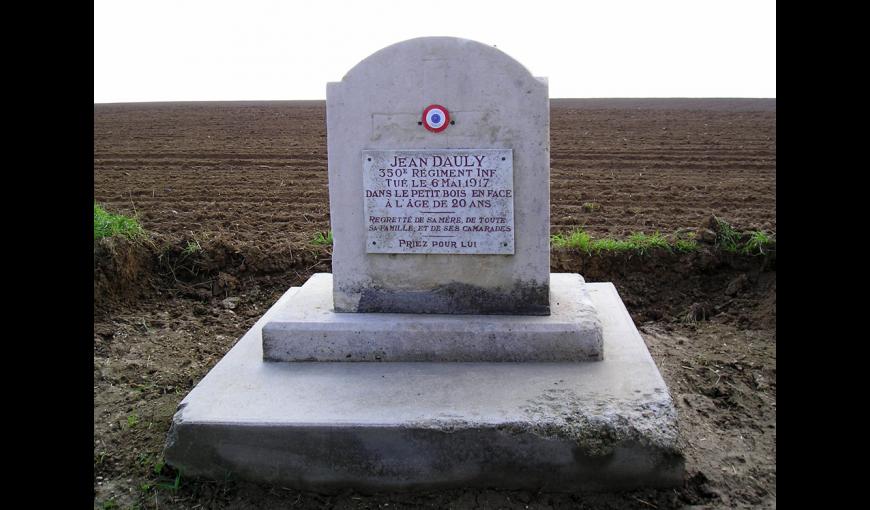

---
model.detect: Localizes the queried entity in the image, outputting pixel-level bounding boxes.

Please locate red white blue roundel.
[422,104,450,133]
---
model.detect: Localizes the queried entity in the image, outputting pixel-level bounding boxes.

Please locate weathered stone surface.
[327,37,550,314]
[354,278,549,315]
[165,279,683,491]
[262,273,602,362]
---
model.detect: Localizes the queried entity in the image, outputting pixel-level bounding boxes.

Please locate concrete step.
[164,276,683,491]
[262,273,603,362]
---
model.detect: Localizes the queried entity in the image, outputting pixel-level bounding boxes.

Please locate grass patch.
[552,221,775,256]
[552,229,685,254]
[311,230,333,246]
[714,216,741,252]
[626,232,670,254]
[94,202,144,240]
[157,471,182,491]
[713,217,775,255]
[183,239,202,255]
[674,237,699,252]
[551,230,591,251]
[590,238,634,252]
[742,230,775,255]
[153,458,166,475]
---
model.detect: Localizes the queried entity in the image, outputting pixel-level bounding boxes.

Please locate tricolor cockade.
[422,104,450,133]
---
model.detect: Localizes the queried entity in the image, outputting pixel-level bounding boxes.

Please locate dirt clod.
[725,274,749,296]
[221,297,240,309]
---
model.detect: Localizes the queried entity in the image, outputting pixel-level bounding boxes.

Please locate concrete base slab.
[164,275,683,492]
[262,273,603,362]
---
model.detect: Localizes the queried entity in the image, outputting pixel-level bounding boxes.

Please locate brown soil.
[93,99,775,509]
[94,99,775,250]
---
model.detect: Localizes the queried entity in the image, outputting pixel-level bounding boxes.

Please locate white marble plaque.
[363,149,514,254]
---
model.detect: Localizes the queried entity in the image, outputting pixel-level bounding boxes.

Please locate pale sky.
[94,0,776,103]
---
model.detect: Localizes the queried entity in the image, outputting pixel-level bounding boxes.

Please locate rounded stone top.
[339,36,542,85]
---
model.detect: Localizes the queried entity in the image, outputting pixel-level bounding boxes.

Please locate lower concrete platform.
[164,276,683,492]
[262,273,603,362]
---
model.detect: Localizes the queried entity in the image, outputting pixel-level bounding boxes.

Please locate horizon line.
[94,97,777,106]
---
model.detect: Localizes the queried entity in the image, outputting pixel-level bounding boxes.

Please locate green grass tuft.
[714,217,775,255]
[157,471,182,491]
[183,239,202,255]
[714,216,741,252]
[590,238,634,252]
[550,230,591,251]
[742,230,774,255]
[674,238,699,252]
[94,202,145,240]
[626,231,670,254]
[311,230,334,246]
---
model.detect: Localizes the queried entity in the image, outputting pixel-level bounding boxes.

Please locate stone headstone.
[164,37,682,491]
[327,37,550,315]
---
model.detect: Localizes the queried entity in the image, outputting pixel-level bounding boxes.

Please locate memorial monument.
[165,37,683,491]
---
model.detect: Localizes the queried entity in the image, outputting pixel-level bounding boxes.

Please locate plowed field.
[93,99,776,510]
[94,99,776,251]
